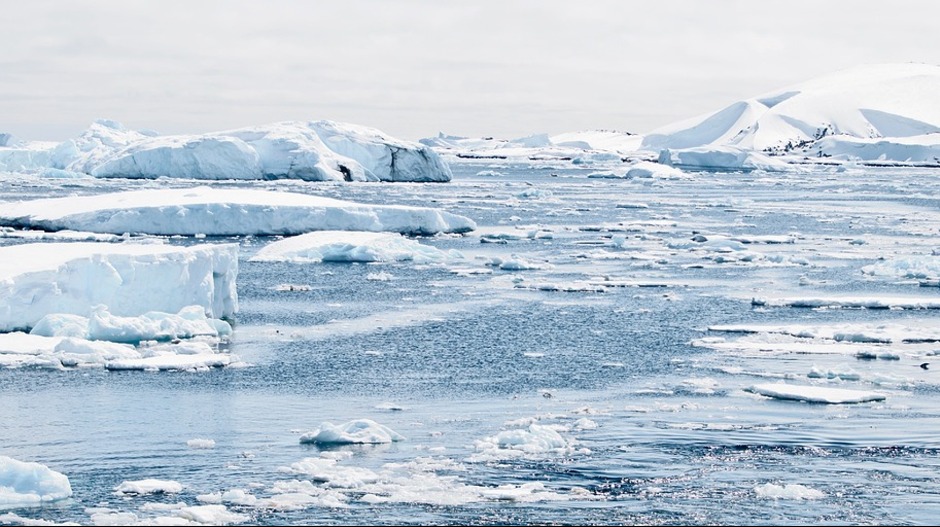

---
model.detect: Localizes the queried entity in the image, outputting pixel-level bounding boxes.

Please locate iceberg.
[0,456,72,508]
[1,119,452,182]
[250,231,457,264]
[0,242,238,332]
[0,187,476,236]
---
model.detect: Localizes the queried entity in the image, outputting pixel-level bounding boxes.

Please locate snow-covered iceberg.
[643,63,940,166]
[0,456,72,508]
[250,231,457,264]
[0,187,476,236]
[1,119,452,182]
[0,242,238,332]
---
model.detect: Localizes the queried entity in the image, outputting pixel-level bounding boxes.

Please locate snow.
[114,479,183,495]
[746,383,886,404]
[298,419,406,445]
[0,456,72,508]
[0,187,476,236]
[250,231,458,264]
[754,483,825,500]
[0,243,238,332]
[643,63,940,166]
[2,119,452,182]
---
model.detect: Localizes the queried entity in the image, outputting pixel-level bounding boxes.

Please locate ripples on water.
[2,164,940,524]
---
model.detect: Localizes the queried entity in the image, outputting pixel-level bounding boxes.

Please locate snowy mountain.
[0,120,452,182]
[643,63,940,165]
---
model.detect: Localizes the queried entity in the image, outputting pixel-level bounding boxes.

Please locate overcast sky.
[3,1,939,141]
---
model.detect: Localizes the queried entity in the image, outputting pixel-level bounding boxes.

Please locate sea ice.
[113,479,183,495]
[754,483,825,500]
[0,243,237,333]
[746,383,886,404]
[0,456,72,508]
[250,231,457,264]
[298,419,405,445]
[0,187,476,236]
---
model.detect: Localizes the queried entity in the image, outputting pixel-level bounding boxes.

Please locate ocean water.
[2,163,940,525]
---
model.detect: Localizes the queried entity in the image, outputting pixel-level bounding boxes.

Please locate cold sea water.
[2,162,940,524]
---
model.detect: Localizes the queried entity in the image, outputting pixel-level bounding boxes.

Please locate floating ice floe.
[250,231,459,264]
[186,438,216,449]
[0,119,452,182]
[0,187,476,236]
[279,452,580,507]
[862,255,940,281]
[751,295,940,310]
[114,479,183,495]
[746,383,886,404]
[299,419,405,445]
[31,305,231,344]
[754,483,825,500]
[469,424,579,462]
[0,456,72,508]
[0,242,238,333]
[624,161,690,179]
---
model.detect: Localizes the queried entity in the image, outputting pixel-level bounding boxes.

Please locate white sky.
[3,0,939,141]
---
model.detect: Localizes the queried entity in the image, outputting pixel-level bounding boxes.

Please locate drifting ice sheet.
[0,456,72,508]
[251,231,456,264]
[0,187,476,236]
[746,383,886,404]
[0,242,238,332]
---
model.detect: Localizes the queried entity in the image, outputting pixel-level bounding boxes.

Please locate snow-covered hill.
[0,120,452,182]
[643,63,940,165]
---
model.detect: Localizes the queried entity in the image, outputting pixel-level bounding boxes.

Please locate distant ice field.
[2,161,940,525]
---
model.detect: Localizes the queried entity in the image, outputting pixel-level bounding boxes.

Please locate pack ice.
[0,119,452,182]
[0,187,476,236]
[0,242,238,332]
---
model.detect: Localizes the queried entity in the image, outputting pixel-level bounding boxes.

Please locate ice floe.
[0,243,238,332]
[114,479,183,495]
[299,419,405,445]
[754,483,825,500]
[278,452,579,507]
[0,187,476,236]
[0,456,72,508]
[751,295,940,310]
[469,424,579,462]
[250,231,458,264]
[746,383,886,404]
[31,305,231,344]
